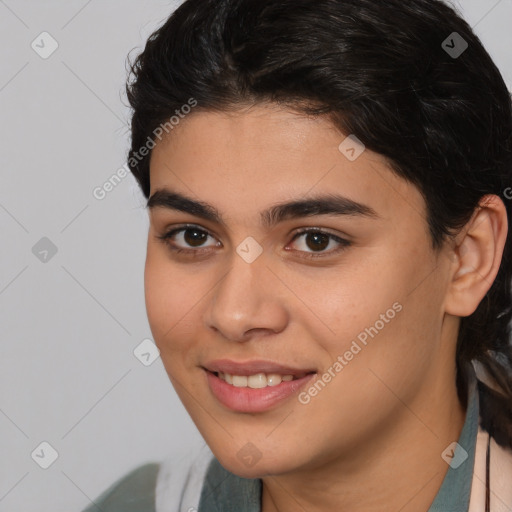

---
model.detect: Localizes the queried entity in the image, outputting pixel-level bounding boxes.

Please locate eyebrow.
[146,188,379,228]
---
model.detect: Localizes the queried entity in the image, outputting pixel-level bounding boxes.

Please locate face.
[145,103,454,478]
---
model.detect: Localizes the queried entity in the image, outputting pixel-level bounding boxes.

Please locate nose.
[203,249,289,342]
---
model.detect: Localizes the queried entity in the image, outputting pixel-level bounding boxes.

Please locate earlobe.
[444,194,508,317]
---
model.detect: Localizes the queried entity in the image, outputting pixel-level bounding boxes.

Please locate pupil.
[306,232,329,251]
[184,229,207,247]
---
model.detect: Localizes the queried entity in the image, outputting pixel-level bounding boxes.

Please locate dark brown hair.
[125,0,512,447]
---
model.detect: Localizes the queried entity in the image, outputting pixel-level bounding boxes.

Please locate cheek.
[143,246,196,351]
[309,249,433,379]
[303,263,396,351]
[144,251,171,338]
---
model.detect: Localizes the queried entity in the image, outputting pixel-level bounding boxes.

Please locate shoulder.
[156,443,215,512]
[80,444,214,512]
[81,462,160,512]
[469,424,512,511]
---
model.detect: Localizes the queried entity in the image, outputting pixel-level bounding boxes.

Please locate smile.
[216,371,307,388]
[203,363,317,413]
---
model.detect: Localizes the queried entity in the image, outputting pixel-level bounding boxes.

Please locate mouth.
[202,361,317,413]
[210,370,314,388]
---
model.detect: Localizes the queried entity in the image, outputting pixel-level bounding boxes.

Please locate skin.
[144,103,508,512]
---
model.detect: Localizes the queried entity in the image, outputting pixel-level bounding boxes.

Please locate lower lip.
[205,370,316,413]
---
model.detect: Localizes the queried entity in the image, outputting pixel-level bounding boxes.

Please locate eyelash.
[155,224,351,260]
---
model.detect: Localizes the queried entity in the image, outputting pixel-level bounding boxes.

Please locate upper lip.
[203,359,317,376]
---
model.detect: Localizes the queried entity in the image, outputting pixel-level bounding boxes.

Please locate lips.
[202,359,317,413]
[203,358,317,377]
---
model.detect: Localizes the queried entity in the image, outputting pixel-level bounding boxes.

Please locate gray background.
[0,1,511,510]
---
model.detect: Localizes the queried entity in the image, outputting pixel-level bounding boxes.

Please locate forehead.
[148,105,426,227]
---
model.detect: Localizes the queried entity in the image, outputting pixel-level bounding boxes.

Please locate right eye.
[156,224,221,255]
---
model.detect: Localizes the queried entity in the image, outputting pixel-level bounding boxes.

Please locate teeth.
[248,373,267,389]
[266,374,282,386]
[232,375,248,387]
[216,372,302,387]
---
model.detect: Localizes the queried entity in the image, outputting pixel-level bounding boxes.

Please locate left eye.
[156,225,351,258]
[289,228,350,256]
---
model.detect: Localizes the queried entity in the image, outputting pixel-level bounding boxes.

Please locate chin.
[208,442,304,479]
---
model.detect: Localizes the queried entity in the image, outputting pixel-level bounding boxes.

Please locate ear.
[444,194,508,317]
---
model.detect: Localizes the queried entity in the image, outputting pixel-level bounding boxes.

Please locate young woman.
[83,0,512,510]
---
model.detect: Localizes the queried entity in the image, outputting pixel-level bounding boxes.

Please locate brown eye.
[304,232,330,251]
[156,224,351,260]
[182,228,208,247]
[156,225,220,253]
[288,228,351,258]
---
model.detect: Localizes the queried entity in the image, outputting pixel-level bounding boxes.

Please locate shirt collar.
[427,361,479,511]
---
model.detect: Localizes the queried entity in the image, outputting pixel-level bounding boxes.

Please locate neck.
[261,368,467,512]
